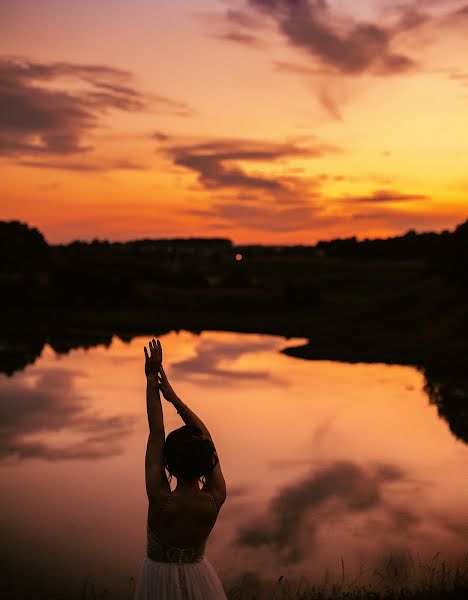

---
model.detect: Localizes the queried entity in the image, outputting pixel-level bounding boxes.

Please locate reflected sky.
[1,331,467,597]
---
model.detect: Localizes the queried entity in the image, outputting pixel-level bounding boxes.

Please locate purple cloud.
[0,55,191,165]
[163,137,338,194]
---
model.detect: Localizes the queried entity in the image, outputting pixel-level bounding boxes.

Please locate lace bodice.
[146,492,218,564]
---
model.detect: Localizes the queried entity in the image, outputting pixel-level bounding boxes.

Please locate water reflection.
[236,461,411,565]
[0,368,135,461]
[2,329,467,447]
[172,336,286,383]
[0,331,467,598]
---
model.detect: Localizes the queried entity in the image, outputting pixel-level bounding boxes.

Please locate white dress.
[134,493,227,600]
[134,556,227,600]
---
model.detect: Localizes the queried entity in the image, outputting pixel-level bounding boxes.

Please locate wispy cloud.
[154,132,345,232]
[209,0,468,82]
[0,55,191,168]
[161,136,338,194]
[211,0,419,76]
[211,30,263,47]
[339,189,428,204]
[16,158,147,172]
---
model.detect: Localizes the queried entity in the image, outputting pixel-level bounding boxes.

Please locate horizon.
[2,1,468,243]
[8,214,466,247]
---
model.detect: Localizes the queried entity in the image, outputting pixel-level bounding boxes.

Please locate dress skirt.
[134,556,228,600]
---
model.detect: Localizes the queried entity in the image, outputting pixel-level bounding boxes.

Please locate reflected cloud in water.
[0,369,135,461]
[172,336,288,384]
[236,461,417,565]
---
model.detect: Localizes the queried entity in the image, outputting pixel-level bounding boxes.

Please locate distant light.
[235,253,243,261]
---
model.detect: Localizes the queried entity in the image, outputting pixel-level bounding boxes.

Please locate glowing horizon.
[1,0,468,244]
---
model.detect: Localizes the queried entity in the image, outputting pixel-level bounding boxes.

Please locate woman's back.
[148,489,218,551]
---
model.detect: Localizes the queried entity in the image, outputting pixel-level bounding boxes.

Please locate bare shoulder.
[202,485,226,512]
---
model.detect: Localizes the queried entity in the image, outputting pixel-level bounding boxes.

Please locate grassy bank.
[44,553,468,600]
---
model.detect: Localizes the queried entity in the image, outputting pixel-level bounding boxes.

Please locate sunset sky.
[1,0,468,244]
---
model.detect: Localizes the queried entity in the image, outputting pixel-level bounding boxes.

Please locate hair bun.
[165,425,219,479]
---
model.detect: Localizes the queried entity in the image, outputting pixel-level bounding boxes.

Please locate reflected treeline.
[423,365,468,444]
[0,328,114,376]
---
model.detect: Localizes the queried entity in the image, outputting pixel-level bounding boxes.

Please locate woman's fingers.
[148,338,162,361]
[144,346,149,360]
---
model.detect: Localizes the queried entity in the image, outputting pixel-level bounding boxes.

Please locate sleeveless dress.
[134,493,227,600]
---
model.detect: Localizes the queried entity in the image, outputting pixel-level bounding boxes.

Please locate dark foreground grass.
[46,553,467,600]
[226,553,468,600]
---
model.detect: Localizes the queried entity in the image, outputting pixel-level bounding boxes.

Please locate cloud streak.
[339,189,428,204]
[165,137,334,194]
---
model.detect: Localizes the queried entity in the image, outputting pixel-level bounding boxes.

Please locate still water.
[1,331,467,598]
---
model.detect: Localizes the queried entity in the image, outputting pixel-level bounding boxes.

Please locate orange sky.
[1,0,468,243]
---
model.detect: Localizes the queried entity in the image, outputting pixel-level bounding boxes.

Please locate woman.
[135,339,228,600]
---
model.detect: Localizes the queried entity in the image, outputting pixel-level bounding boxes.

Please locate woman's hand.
[144,339,162,381]
[158,364,178,403]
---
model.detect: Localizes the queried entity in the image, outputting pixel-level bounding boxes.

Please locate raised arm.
[158,364,227,508]
[144,339,170,503]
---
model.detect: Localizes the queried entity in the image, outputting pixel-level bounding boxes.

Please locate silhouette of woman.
[134,339,228,600]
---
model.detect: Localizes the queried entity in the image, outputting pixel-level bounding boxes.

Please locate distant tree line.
[0,218,467,308]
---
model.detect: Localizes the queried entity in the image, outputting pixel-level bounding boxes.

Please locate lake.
[1,330,467,598]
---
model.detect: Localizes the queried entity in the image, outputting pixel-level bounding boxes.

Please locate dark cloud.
[450,3,468,18]
[0,55,190,164]
[16,158,146,172]
[153,131,171,142]
[340,190,428,204]
[242,0,416,75]
[236,460,412,564]
[211,31,263,46]
[164,137,337,194]
[0,369,135,461]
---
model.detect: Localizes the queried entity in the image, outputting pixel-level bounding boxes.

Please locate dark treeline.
[1,218,468,309]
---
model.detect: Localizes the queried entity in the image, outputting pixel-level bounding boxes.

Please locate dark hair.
[165,425,219,480]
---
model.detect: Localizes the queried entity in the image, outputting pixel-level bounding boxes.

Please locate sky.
[1,0,468,244]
